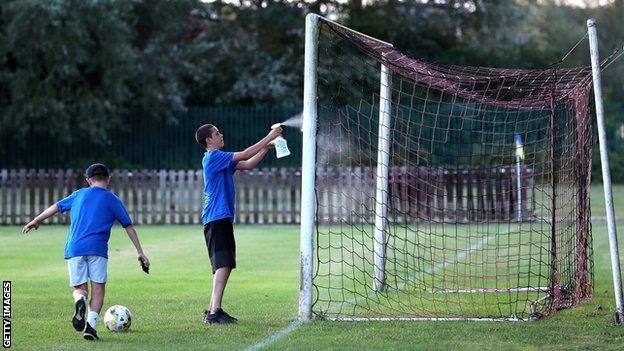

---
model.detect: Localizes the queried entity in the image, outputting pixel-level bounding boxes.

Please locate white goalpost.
[299,13,319,322]
[373,60,393,293]
[587,18,624,325]
[299,13,623,323]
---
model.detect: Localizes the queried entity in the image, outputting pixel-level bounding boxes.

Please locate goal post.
[299,13,318,322]
[587,18,624,325]
[299,14,616,322]
[373,61,393,292]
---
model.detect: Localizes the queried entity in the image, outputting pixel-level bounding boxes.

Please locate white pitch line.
[329,229,500,315]
[244,228,506,350]
[423,232,497,275]
[244,320,303,351]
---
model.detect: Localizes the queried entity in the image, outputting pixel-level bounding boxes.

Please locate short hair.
[195,124,215,148]
[84,163,110,178]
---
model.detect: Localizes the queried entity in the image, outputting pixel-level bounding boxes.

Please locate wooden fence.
[0,167,534,225]
[0,169,301,225]
[316,166,535,223]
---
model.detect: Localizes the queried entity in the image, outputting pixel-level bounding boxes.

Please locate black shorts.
[204,219,236,273]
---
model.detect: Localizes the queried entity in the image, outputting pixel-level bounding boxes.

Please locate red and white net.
[311,19,593,320]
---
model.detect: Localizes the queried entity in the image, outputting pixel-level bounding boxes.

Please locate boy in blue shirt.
[22,163,150,340]
[194,124,281,324]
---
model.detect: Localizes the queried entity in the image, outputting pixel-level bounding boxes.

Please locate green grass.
[314,223,556,319]
[1,184,624,350]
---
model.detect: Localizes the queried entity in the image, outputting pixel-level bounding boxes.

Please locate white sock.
[87,311,99,328]
[73,291,86,303]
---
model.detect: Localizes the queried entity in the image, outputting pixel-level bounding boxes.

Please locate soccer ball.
[103,305,132,332]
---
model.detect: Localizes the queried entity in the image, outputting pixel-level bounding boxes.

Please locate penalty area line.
[244,320,303,351]
[244,227,510,350]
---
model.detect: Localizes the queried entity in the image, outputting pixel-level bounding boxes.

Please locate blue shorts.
[67,256,108,286]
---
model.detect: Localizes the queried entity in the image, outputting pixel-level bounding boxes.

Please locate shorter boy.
[22,163,150,341]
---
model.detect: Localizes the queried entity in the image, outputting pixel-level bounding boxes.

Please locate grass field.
[1,184,623,350]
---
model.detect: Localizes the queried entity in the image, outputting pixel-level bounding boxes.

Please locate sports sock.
[87,311,99,328]
[73,291,86,303]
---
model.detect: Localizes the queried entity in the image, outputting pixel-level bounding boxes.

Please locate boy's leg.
[203,220,237,324]
[68,257,89,332]
[73,284,88,302]
[209,266,231,314]
[83,255,107,340]
[83,282,104,341]
[72,283,88,332]
[89,282,105,315]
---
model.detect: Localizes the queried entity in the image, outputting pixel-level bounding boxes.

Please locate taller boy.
[195,124,281,324]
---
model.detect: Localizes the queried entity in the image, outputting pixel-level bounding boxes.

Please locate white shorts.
[67,256,108,286]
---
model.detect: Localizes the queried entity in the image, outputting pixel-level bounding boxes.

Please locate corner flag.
[514,133,525,161]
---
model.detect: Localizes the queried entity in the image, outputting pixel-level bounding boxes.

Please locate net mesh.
[311,19,594,321]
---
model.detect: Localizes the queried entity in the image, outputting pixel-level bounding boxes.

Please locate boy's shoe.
[72,298,87,332]
[83,323,100,341]
[203,309,236,325]
[217,308,238,323]
[202,310,219,324]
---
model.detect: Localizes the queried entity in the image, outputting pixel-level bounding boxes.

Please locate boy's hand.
[138,254,150,274]
[268,126,282,139]
[22,220,39,234]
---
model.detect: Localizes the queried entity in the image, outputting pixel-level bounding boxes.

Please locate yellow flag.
[514,133,525,161]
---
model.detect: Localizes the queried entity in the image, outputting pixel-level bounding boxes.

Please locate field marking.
[244,320,303,351]
[244,229,504,350]
[343,229,499,306]
[423,230,497,275]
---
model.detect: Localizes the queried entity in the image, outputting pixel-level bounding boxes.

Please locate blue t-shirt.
[57,187,133,259]
[202,150,238,225]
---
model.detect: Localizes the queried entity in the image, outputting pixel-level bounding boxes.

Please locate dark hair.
[84,163,110,179]
[195,124,215,148]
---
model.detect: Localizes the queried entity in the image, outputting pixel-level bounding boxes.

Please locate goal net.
[304,17,594,321]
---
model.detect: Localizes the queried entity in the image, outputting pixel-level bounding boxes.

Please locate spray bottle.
[271,123,291,158]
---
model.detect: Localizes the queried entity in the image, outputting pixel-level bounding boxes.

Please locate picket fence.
[0,169,301,226]
[0,167,534,225]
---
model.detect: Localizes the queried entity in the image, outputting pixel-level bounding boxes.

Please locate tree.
[0,0,203,148]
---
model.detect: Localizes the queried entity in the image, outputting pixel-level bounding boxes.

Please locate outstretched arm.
[22,204,59,234]
[236,144,273,171]
[232,126,282,162]
[124,225,150,268]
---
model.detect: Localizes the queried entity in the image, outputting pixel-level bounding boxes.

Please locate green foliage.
[0,0,199,147]
[186,0,305,105]
[0,0,134,144]
[0,0,623,180]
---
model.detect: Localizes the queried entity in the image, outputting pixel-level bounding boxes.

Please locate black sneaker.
[83,323,100,341]
[217,308,238,323]
[203,310,217,324]
[202,309,236,325]
[72,298,86,332]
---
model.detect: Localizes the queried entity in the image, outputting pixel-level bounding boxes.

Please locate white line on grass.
[244,320,303,351]
[244,228,505,350]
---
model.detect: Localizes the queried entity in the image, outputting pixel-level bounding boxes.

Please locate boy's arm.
[232,126,282,162]
[236,143,273,171]
[22,204,59,234]
[124,225,150,268]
